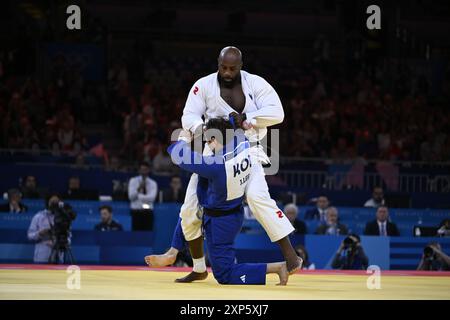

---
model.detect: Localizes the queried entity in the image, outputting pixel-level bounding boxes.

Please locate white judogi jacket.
[182,70,284,144]
[179,71,294,243]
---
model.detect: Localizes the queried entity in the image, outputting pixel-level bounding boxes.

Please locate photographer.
[27,194,76,263]
[417,242,450,271]
[331,234,369,270]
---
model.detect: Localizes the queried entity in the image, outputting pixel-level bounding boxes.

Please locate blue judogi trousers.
[170,213,267,285]
[204,210,267,285]
[171,218,186,251]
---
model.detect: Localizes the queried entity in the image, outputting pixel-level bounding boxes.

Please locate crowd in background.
[0,54,92,155]
[2,43,450,167]
[107,50,450,164]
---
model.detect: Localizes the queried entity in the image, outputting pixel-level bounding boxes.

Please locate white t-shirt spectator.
[128,176,158,210]
[364,198,385,208]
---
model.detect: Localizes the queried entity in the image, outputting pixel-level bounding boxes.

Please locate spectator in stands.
[64,176,98,200]
[417,242,450,271]
[57,117,76,151]
[315,207,349,235]
[295,244,315,270]
[0,189,28,213]
[284,203,307,234]
[304,195,329,223]
[364,206,400,236]
[50,140,62,157]
[106,155,126,172]
[112,180,129,201]
[128,161,158,230]
[152,144,177,175]
[20,175,42,199]
[74,153,88,169]
[437,219,450,237]
[94,205,123,231]
[364,186,385,208]
[162,175,185,203]
[331,234,369,270]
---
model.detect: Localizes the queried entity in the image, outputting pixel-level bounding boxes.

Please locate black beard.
[218,73,240,88]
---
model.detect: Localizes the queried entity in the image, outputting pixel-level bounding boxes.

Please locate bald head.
[217,46,243,87]
[218,46,243,64]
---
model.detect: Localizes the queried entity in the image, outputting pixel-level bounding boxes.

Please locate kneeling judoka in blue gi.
[163,117,296,285]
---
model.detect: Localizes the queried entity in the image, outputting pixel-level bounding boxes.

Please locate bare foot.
[287,257,303,275]
[175,271,208,283]
[275,262,289,286]
[145,253,177,267]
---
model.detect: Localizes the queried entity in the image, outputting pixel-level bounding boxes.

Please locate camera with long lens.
[49,201,76,248]
[423,246,435,261]
[343,236,358,251]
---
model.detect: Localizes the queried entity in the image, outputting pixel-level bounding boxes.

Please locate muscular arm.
[245,76,285,128]
[181,81,207,133]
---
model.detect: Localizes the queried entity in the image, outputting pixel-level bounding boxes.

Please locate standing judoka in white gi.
[145,47,300,280]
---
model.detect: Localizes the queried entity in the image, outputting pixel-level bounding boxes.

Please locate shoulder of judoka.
[242,70,271,90]
[196,72,217,86]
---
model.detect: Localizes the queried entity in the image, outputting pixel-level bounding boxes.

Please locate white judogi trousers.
[180,146,294,243]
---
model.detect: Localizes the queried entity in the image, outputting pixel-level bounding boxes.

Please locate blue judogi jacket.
[168,133,268,285]
[167,133,252,211]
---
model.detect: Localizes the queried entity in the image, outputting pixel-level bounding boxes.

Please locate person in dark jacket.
[0,189,28,213]
[364,206,400,236]
[94,205,123,231]
[162,176,186,203]
[315,207,349,235]
[284,203,307,235]
[304,195,329,223]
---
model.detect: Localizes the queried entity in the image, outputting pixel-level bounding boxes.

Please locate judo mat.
[0,264,449,300]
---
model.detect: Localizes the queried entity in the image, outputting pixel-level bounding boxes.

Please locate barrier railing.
[277,170,450,193]
[2,148,450,193]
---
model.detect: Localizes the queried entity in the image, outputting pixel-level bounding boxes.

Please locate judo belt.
[204,205,242,217]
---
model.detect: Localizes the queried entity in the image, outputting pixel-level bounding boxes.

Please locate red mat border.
[1,264,449,276]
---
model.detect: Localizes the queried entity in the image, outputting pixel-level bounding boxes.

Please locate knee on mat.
[215,276,231,285]
[212,266,232,284]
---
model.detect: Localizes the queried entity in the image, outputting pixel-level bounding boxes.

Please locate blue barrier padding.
[1,201,449,269]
